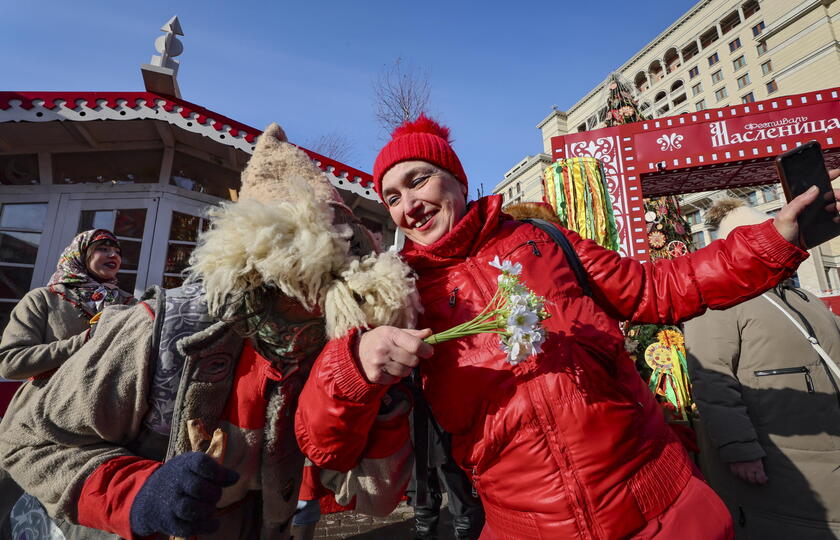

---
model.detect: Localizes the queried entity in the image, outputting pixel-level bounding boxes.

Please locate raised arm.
[569,218,807,325]
[570,176,839,324]
[0,291,88,379]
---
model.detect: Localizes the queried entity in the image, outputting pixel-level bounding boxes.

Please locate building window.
[696,99,707,111]
[756,42,768,55]
[708,52,720,66]
[721,11,741,34]
[743,0,760,19]
[746,191,758,205]
[752,21,765,36]
[711,70,724,84]
[762,185,780,203]
[761,60,773,75]
[733,55,747,70]
[516,182,521,194]
[692,231,707,248]
[729,38,742,52]
[170,152,240,201]
[689,66,700,78]
[52,150,162,185]
[737,73,751,89]
[741,92,756,103]
[691,82,703,96]
[0,202,48,327]
[162,211,211,288]
[766,79,778,94]
[715,87,729,101]
[682,42,699,62]
[0,155,39,185]
[686,211,702,225]
[701,28,720,48]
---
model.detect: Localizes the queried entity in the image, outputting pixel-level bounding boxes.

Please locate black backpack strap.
[521,218,592,298]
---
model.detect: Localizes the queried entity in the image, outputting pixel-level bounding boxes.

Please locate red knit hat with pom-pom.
[373,114,467,199]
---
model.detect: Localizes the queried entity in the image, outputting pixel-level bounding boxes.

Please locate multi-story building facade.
[495,0,840,293]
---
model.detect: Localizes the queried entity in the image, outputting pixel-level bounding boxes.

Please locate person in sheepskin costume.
[0,123,418,540]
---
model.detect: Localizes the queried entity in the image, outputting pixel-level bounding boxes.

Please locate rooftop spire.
[141,15,184,98]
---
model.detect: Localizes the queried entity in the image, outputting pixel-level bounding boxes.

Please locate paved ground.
[314,501,457,539]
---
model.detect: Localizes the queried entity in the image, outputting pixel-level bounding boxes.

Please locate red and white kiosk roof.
[0,91,379,200]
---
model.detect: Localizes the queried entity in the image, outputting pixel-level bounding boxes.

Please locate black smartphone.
[776,140,840,249]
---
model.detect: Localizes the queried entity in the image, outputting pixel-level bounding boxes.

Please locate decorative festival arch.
[551,86,840,261]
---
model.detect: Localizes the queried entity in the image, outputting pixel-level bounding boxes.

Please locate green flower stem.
[424,309,507,345]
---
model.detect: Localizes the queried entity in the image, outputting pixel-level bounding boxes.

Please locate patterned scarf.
[47,229,132,316]
[242,292,326,373]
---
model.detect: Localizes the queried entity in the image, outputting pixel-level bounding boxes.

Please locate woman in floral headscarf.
[0,228,135,383]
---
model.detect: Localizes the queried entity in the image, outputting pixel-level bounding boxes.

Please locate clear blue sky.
[5,0,697,199]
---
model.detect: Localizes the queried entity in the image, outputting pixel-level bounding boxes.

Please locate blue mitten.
[129,452,239,537]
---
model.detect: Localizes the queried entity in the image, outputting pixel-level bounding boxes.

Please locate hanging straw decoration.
[644,329,693,422]
[542,156,619,251]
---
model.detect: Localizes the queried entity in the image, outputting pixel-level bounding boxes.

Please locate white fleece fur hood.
[187,123,418,338]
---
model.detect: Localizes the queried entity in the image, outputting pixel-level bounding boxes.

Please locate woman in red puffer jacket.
[296,115,840,540]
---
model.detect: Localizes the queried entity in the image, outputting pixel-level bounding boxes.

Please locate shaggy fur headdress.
[188,123,418,338]
[705,196,771,240]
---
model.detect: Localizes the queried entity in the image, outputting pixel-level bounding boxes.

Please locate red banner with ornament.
[634,98,840,171]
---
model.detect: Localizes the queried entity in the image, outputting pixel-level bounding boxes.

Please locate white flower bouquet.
[424,256,550,365]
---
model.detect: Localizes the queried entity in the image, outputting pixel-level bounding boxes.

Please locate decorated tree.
[602,74,647,127]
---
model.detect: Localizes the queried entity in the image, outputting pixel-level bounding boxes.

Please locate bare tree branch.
[374,58,431,134]
[305,132,355,163]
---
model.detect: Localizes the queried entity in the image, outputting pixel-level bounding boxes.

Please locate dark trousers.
[406,455,485,540]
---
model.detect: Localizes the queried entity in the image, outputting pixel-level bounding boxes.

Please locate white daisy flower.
[489,256,522,276]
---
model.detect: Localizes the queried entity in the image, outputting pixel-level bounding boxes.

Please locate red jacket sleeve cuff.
[744,218,809,268]
[77,456,161,540]
[330,329,389,403]
[298,464,329,500]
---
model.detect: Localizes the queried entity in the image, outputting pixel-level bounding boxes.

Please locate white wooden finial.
[141,15,184,98]
[151,15,184,74]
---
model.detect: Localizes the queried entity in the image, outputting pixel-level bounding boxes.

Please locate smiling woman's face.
[380,160,467,246]
[86,243,122,282]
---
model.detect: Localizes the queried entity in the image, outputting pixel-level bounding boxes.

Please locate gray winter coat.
[684,285,840,539]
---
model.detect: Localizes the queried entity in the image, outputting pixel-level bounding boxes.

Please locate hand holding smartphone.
[776,141,840,249]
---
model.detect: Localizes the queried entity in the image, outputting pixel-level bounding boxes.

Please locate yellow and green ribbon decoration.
[542,157,619,252]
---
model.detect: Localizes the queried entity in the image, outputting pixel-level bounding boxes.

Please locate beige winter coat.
[0,286,93,381]
[684,286,840,539]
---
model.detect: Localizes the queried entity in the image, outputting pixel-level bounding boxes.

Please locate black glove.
[129,451,239,537]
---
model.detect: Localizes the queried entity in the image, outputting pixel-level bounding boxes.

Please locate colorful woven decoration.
[644,196,694,261]
[645,330,693,422]
[542,156,619,251]
[648,231,666,249]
